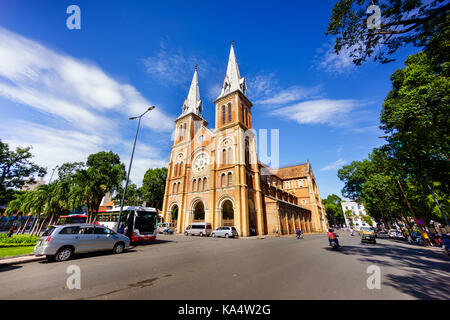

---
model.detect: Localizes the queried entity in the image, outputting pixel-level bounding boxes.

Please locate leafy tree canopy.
[326,0,449,65]
[0,140,46,204]
[380,51,450,192]
[141,167,168,210]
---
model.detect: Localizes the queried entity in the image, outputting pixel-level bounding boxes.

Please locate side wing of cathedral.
[161,42,329,236]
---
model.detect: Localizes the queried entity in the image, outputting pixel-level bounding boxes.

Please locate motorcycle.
[408,235,425,246]
[330,239,340,250]
[350,230,354,236]
[296,233,303,239]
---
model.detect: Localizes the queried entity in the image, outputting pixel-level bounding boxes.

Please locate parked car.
[157,222,176,234]
[375,230,389,239]
[184,223,212,237]
[34,224,130,262]
[211,226,238,238]
[360,227,376,243]
[388,229,405,240]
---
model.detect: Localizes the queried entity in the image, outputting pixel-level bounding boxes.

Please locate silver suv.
[34,224,130,262]
[211,226,239,238]
[184,223,212,237]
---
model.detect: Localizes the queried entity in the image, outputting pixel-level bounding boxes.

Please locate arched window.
[183,123,187,140]
[228,103,232,122]
[222,105,226,125]
[245,108,248,126]
[227,172,233,186]
[176,182,180,194]
[221,174,226,187]
[245,139,250,166]
[179,162,183,176]
[247,174,253,189]
[222,149,227,165]
[198,178,202,191]
[227,147,233,164]
[173,182,176,194]
[241,104,245,123]
[203,178,207,191]
[193,179,196,192]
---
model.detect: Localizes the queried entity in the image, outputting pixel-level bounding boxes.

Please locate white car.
[157,222,176,234]
[211,226,238,238]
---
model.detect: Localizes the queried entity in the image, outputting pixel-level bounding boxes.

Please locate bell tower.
[174,65,207,144]
[214,41,253,131]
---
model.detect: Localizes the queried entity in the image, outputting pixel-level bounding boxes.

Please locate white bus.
[95,206,158,243]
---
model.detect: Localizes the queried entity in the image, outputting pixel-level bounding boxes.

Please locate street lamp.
[116,106,155,232]
[49,165,59,183]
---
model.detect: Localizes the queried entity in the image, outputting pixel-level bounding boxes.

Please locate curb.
[0,254,45,266]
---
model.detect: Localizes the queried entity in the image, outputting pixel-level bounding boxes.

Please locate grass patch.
[0,246,35,258]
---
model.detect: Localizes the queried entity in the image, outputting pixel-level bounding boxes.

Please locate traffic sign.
[416,219,425,226]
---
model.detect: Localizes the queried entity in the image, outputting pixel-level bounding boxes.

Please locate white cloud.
[270,99,359,126]
[315,43,356,75]
[2,120,170,186]
[0,26,173,186]
[320,158,347,172]
[142,42,209,89]
[0,26,174,133]
[3,121,105,176]
[256,85,322,105]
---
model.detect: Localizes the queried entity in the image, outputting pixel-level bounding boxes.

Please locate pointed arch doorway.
[193,200,205,223]
[221,199,234,227]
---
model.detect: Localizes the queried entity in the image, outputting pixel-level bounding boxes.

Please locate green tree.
[0,140,46,204]
[70,151,126,222]
[323,194,346,226]
[114,182,142,206]
[380,51,450,194]
[326,0,449,65]
[140,167,168,210]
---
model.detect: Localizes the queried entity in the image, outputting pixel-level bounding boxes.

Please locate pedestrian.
[119,223,125,234]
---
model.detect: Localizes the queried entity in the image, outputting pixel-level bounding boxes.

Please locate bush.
[0,233,40,247]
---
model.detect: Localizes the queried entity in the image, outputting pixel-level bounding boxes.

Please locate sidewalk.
[0,253,44,266]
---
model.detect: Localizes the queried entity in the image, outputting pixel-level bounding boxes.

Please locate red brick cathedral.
[162,43,328,236]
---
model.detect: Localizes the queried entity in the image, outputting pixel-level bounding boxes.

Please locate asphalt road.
[0,231,449,300]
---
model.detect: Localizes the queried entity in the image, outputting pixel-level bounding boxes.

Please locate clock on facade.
[193,153,208,173]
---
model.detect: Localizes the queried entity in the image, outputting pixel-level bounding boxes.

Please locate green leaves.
[380,52,450,192]
[0,140,47,204]
[326,0,449,65]
[323,194,346,225]
[140,167,168,209]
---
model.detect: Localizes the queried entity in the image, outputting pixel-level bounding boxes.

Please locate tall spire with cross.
[181,65,203,117]
[217,41,247,100]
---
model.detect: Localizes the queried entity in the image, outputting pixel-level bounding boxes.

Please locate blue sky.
[0,0,419,199]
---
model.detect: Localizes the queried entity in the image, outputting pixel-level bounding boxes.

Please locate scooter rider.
[327,228,340,247]
[296,227,303,238]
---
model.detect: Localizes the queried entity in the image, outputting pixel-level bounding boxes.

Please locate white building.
[341,201,376,230]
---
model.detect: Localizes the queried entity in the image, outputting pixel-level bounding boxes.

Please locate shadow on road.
[131,239,174,247]
[332,241,450,299]
[0,265,22,272]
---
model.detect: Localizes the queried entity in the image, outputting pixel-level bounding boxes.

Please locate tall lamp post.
[116,106,155,232]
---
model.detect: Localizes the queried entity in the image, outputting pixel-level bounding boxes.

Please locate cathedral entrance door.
[193,201,205,223]
[221,200,234,227]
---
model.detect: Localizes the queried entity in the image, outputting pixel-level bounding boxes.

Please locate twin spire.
[181,64,202,117]
[180,42,246,118]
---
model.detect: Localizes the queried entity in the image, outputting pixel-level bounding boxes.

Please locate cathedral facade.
[161,43,328,236]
